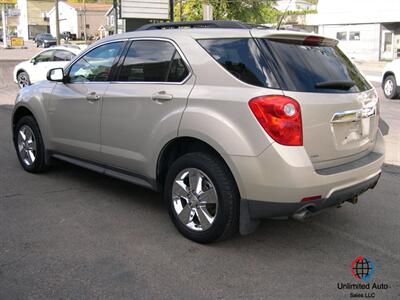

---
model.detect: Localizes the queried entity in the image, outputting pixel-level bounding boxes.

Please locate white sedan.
[382,59,400,99]
[13,46,81,88]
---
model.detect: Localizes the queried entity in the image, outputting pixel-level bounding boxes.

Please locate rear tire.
[14,116,48,173]
[164,152,239,243]
[383,75,399,99]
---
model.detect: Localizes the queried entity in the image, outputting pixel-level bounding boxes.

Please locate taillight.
[249,95,303,146]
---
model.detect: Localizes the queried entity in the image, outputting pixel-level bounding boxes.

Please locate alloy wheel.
[17,125,37,166]
[18,74,29,88]
[172,168,218,231]
[384,79,394,97]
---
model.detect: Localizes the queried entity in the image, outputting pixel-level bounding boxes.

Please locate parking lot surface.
[0,60,399,299]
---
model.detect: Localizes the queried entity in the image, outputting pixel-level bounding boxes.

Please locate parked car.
[382,59,400,99]
[13,46,81,88]
[11,21,384,243]
[61,31,77,41]
[35,33,57,48]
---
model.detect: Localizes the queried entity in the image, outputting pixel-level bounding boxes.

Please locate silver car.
[12,21,384,243]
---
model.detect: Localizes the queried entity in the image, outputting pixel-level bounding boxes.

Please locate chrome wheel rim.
[18,74,29,88]
[17,125,37,166]
[172,168,218,231]
[384,79,394,96]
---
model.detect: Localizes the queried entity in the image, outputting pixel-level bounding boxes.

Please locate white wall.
[16,0,28,40]
[309,0,400,25]
[319,23,381,61]
[49,2,79,36]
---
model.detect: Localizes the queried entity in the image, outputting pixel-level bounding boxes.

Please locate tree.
[174,0,278,24]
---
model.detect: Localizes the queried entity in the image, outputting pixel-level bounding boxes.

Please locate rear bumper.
[245,172,380,219]
[226,129,384,205]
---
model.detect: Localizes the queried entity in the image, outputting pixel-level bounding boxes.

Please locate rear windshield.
[260,39,371,93]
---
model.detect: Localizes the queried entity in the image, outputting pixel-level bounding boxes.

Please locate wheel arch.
[12,105,35,131]
[156,136,243,197]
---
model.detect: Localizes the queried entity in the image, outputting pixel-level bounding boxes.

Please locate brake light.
[249,95,303,146]
[303,36,324,46]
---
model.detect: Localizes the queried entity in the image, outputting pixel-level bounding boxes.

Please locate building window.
[86,24,90,29]
[349,31,360,41]
[336,32,347,41]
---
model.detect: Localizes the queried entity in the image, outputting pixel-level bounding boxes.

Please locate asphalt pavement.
[0,61,399,299]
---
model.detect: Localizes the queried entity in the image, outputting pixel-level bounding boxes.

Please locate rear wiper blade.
[315,80,355,90]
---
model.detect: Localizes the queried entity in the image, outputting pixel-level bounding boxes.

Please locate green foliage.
[283,9,317,15]
[174,0,278,24]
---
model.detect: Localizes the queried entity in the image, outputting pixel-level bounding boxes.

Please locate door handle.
[86,92,101,102]
[151,91,173,102]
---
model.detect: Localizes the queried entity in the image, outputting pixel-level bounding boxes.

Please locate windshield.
[259,39,372,93]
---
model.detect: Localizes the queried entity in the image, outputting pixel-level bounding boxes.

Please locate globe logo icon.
[351,256,375,281]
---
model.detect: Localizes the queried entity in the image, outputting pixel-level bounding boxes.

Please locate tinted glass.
[261,39,371,93]
[198,38,278,88]
[35,50,54,63]
[119,41,181,82]
[69,42,122,83]
[167,51,189,82]
[53,50,75,61]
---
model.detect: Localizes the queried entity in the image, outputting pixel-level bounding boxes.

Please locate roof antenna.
[277,0,293,30]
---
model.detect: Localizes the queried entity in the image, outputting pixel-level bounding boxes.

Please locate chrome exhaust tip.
[347,195,358,205]
[292,206,313,221]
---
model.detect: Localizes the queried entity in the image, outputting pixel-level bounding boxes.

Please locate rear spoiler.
[251,31,338,47]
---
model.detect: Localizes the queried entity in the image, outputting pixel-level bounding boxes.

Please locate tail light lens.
[249,95,303,146]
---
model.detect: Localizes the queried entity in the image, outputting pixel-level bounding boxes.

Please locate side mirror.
[31,58,37,65]
[47,68,64,82]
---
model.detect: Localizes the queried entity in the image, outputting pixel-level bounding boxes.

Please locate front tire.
[17,71,31,88]
[383,75,399,99]
[164,152,239,243]
[14,116,48,173]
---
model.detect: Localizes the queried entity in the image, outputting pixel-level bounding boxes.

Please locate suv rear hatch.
[252,31,379,169]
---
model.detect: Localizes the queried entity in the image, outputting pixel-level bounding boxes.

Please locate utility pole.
[169,0,173,22]
[1,4,8,48]
[113,0,117,34]
[179,0,182,21]
[54,0,60,45]
[83,0,87,43]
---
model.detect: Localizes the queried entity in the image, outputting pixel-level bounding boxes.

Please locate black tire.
[383,75,399,99]
[17,71,31,88]
[14,115,48,173]
[164,152,239,243]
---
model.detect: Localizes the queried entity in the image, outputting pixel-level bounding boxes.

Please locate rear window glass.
[198,39,278,88]
[261,39,371,93]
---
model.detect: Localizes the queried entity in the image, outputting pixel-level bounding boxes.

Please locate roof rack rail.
[136,20,269,31]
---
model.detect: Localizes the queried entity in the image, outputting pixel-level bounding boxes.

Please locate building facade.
[48,1,109,40]
[17,0,53,40]
[307,0,400,61]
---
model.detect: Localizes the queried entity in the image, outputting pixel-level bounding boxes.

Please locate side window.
[118,40,188,82]
[53,50,76,61]
[68,42,123,83]
[198,38,278,88]
[167,51,189,82]
[34,50,54,63]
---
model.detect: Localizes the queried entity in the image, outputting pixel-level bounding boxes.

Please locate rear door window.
[259,39,371,93]
[53,50,75,61]
[198,39,278,88]
[117,40,189,82]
